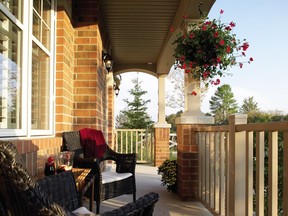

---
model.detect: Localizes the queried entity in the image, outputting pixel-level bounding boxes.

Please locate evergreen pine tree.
[209,84,238,124]
[119,77,154,129]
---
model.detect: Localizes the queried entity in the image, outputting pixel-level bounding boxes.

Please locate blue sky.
[115,0,288,121]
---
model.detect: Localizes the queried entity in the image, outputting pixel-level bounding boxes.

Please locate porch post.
[154,74,171,167]
[227,113,248,216]
[175,73,214,200]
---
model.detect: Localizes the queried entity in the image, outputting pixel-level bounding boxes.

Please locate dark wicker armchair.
[62,130,137,214]
[0,140,92,216]
[100,192,159,216]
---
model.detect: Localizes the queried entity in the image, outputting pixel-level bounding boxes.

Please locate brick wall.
[72,0,108,133]
[55,6,75,135]
[8,138,62,176]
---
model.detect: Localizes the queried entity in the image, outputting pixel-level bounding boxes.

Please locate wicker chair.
[100,192,159,216]
[0,140,92,216]
[62,130,137,214]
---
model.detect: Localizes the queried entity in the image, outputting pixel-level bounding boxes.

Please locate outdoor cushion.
[102,171,132,184]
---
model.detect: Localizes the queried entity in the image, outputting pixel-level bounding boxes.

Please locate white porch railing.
[197,116,288,216]
[114,129,154,163]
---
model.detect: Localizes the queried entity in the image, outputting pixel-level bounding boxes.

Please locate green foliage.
[116,76,154,129]
[157,159,177,193]
[209,84,238,124]
[240,96,259,113]
[165,110,183,133]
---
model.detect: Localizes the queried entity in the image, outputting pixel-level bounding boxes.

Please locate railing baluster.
[214,132,220,213]
[256,131,265,216]
[246,131,254,216]
[219,131,225,215]
[210,132,215,208]
[268,131,278,216]
[283,131,288,216]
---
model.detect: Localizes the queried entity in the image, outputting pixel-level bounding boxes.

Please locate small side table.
[73,168,95,212]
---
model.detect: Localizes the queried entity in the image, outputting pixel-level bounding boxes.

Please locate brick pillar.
[176,124,201,200]
[154,127,170,167]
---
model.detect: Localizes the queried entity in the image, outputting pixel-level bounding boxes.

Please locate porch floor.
[95,164,212,216]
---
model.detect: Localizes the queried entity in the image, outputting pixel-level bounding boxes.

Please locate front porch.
[98,164,212,216]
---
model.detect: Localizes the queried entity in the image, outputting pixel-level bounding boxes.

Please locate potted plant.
[172,10,253,92]
[157,159,177,193]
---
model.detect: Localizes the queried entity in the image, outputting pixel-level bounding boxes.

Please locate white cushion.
[102,171,132,184]
[72,206,95,215]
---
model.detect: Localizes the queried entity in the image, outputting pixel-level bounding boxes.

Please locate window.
[0,10,22,129]
[0,0,55,136]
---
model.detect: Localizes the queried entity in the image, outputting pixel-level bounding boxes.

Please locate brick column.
[176,124,201,200]
[154,127,170,167]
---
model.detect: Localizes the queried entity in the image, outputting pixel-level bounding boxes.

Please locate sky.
[115,0,288,122]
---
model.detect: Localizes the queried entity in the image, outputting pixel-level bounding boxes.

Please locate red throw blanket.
[79,128,107,159]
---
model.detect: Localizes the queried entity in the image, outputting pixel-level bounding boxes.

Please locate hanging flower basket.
[172,10,253,90]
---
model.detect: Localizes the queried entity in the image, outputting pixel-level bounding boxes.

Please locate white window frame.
[0,0,56,137]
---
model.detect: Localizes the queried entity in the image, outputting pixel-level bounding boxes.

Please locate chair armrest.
[103,147,137,174]
[73,157,101,175]
[100,192,159,216]
[37,171,81,212]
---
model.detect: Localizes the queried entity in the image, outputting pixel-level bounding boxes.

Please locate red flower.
[182,63,187,69]
[219,39,225,46]
[170,26,175,33]
[216,57,221,63]
[189,33,194,38]
[189,61,193,68]
[214,32,219,38]
[180,55,185,62]
[239,63,243,68]
[249,57,254,61]
[212,79,221,85]
[202,25,207,31]
[191,91,197,96]
[226,46,231,53]
[242,42,249,51]
[203,71,210,79]
[229,22,236,27]
[220,9,224,14]
[225,26,232,31]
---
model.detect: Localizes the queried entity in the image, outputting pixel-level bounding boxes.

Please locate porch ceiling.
[99,0,215,76]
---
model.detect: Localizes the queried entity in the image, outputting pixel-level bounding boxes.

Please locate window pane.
[33,0,51,50]
[0,11,22,129]
[33,11,41,41]
[42,22,50,49]
[31,42,50,130]
[0,0,23,21]
[43,0,51,26]
[33,0,41,15]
